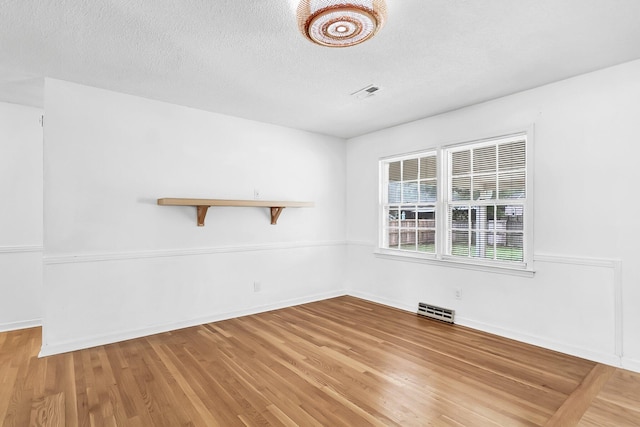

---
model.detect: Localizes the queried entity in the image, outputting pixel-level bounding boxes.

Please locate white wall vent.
[417,302,455,324]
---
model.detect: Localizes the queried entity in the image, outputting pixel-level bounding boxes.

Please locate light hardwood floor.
[1,296,639,426]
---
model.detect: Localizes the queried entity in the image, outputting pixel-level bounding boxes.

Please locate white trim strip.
[346,240,375,248]
[0,318,42,333]
[39,290,346,357]
[0,245,43,254]
[534,253,619,268]
[43,240,347,264]
[613,260,623,358]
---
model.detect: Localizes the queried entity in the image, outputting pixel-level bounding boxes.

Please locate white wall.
[346,59,640,371]
[41,79,347,355]
[12,61,639,372]
[0,101,43,331]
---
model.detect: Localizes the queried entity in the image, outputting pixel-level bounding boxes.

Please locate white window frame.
[377,129,534,277]
[379,150,438,255]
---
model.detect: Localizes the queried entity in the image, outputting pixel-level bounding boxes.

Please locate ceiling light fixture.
[297,0,387,48]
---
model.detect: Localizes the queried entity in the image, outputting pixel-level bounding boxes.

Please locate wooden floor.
[1,297,639,426]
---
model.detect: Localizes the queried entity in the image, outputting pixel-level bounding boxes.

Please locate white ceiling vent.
[351,84,381,100]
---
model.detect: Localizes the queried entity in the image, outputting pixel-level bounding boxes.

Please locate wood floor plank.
[1,297,639,426]
[0,366,19,426]
[148,340,221,427]
[59,354,78,427]
[578,367,640,426]
[29,392,65,427]
[544,361,616,426]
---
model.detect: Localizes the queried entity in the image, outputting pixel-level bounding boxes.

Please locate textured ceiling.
[2,0,640,138]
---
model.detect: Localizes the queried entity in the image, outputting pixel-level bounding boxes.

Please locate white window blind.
[446,136,526,263]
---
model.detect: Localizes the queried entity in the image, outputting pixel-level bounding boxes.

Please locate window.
[379,132,531,272]
[382,153,437,253]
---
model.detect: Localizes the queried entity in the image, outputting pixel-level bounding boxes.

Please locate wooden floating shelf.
[157,198,314,226]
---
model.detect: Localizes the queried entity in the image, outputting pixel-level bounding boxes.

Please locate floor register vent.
[417,302,455,324]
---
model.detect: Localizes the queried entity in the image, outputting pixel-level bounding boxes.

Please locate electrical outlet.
[254,188,261,200]
[253,281,261,292]
[455,288,462,300]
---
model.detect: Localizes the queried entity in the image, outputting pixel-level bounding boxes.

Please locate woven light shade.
[297,0,387,47]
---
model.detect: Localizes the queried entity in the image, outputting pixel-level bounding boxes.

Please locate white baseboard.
[347,290,416,313]
[0,318,42,333]
[346,290,623,369]
[39,289,346,357]
[456,317,621,368]
[32,289,640,375]
[622,357,640,373]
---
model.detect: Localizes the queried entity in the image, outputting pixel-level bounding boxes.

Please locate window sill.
[373,248,535,278]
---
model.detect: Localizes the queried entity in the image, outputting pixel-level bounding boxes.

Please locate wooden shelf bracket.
[157,198,314,227]
[270,207,284,225]
[196,206,209,227]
